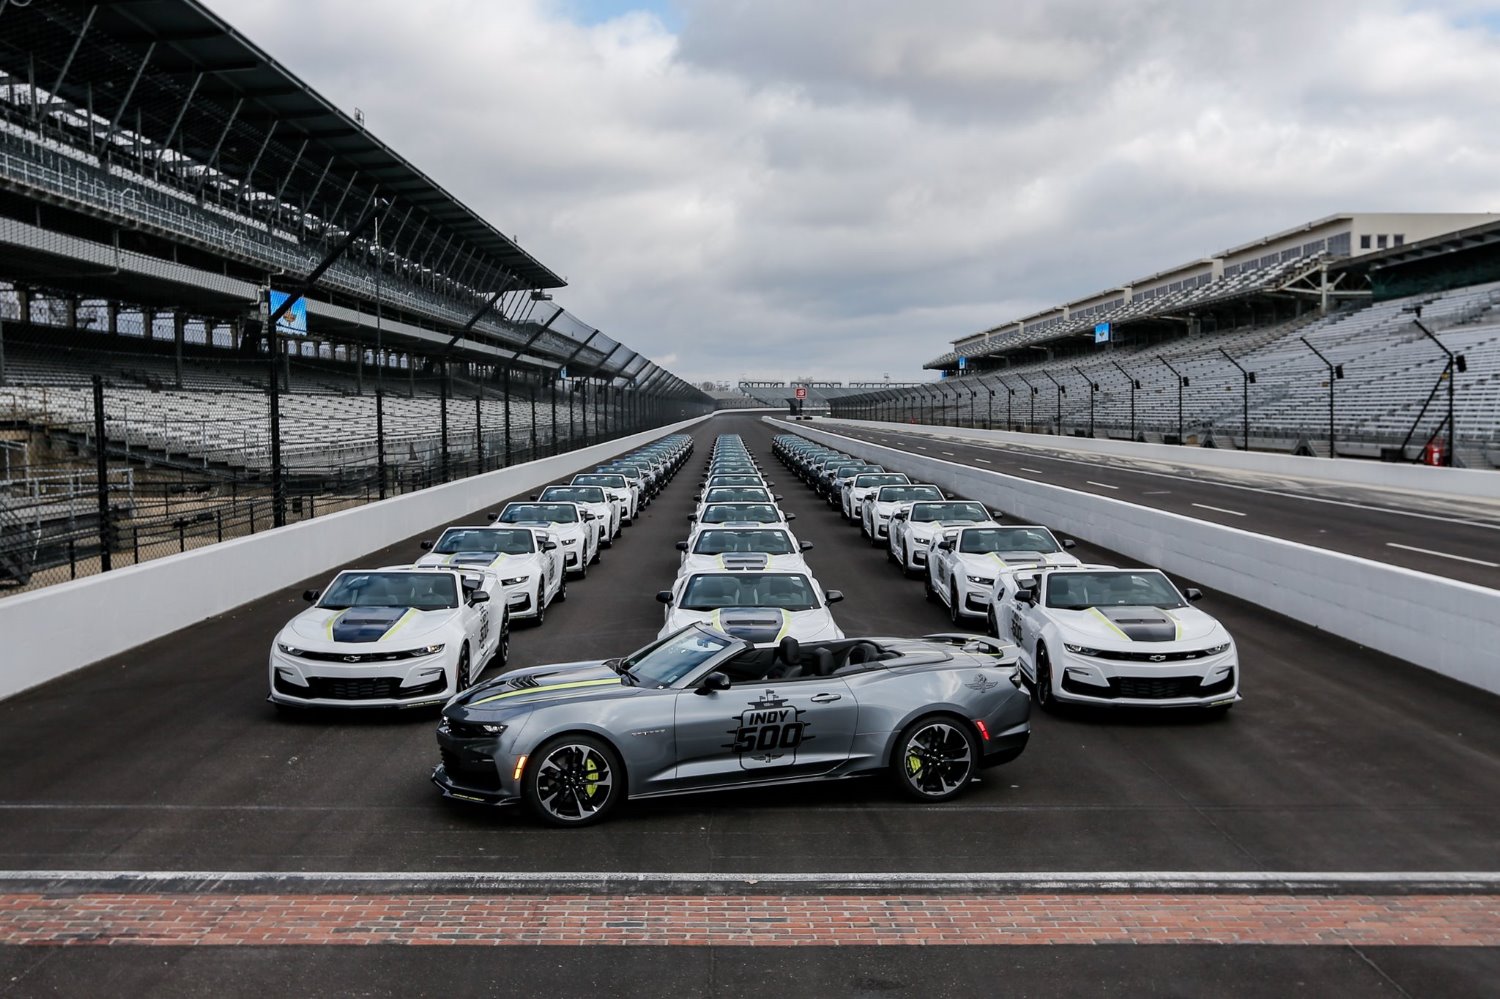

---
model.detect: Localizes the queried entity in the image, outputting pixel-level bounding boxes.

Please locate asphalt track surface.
[1,412,1497,996]
[820,420,1500,588]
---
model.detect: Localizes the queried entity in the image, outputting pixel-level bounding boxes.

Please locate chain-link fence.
[0,305,700,595]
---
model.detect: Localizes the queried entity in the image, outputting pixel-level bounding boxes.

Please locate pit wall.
[817,418,1498,501]
[0,416,712,702]
[773,419,1500,696]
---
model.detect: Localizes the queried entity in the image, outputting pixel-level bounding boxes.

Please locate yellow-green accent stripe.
[1162,609,1183,640]
[380,607,419,640]
[1088,607,1131,641]
[472,677,619,706]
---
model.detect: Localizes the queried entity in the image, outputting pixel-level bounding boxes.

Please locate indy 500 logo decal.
[724,690,812,770]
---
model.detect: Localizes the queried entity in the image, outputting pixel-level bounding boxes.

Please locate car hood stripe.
[471,677,620,705]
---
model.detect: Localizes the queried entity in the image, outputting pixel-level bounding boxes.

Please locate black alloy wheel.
[892,717,978,802]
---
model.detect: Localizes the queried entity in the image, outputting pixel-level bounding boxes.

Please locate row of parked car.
[773,432,1241,715]
[265,434,696,711]
[654,434,847,644]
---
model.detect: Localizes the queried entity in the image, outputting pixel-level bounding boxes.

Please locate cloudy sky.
[211,0,1500,384]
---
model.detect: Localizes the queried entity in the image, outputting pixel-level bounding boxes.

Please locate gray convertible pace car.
[432,625,1031,826]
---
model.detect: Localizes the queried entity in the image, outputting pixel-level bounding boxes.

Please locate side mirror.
[302,589,320,603]
[584,512,597,521]
[542,540,558,551]
[799,541,814,552]
[694,494,702,501]
[1185,587,1204,602]
[529,494,539,501]
[1015,588,1036,605]
[676,541,689,552]
[687,514,697,521]
[420,540,434,550]
[774,495,784,501]
[991,509,1004,519]
[486,511,499,522]
[825,590,845,605]
[1062,539,1077,549]
[696,671,731,694]
[936,540,953,552]
[786,513,797,521]
[656,590,674,605]
[469,590,491,605]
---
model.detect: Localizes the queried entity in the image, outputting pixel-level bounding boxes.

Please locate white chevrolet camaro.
[996,566,1239,713]
[657,568,845,646]
[268,566,507,710]
[676,526,814,577]
[535,485,617,548]
[861,483,945,545]
[490,501,598,578]
[925,525,1082,624]
[887,500,996,575]
[414,525,565,626]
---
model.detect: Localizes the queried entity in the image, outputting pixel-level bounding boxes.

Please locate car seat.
[766,636,802,679]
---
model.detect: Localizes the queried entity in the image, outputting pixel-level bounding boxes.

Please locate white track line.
[1192,503,1246,517]
[975,458,991,464]
[1386,542,1500,568]
[941,451,956,456]
[3,870,1499,890]
[1086,480,1118,490]
[1020,467,1043,474]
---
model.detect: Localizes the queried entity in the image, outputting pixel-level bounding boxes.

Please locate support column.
[108,300,119,336]
[173,311,185,388]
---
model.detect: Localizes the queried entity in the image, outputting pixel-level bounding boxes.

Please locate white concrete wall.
[0,416,711,702]
[777,419,1500,695]
[817,418,1500,501]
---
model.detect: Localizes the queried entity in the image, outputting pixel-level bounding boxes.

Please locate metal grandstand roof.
[0,0,565,289]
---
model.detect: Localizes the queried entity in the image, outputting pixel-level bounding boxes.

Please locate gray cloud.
[211,0,1500,383]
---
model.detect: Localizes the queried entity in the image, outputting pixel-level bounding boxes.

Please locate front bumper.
[1053,651,1240,708]
[432,763,519,806]
[268,647,454,709]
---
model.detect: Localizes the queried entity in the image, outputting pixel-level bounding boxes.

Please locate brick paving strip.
[0,894,1497,946]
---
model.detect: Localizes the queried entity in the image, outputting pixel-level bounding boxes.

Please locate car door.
[671,674,859,789]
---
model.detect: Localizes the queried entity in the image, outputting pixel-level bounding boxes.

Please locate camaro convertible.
[432,626,1032,825]
[269,566,507,710]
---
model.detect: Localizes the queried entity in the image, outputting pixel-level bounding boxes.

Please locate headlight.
[276,642,304,657]
[1203,643,1231,656]
[563,538,578,545]
[500,575,529,586]
[1063,643,1102,657]
[966,575,995,586]
[409,644,446,657]
[439,718,506,737]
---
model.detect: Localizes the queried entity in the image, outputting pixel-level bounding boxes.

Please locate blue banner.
[269,290,308,336]
[1094,322,1111,344]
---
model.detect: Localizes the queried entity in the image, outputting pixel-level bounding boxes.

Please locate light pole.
[1040,369,1065,434]
[1111,360,1140,442]
[1299,337,1343,458]
[1405,306,1465,466]
[986,386,994,431]
[967,386,978,428]
[1017,374,1038,430]
[1160,357,1187,444]
[1218,348,1255,451]
[1072,365,1097,438]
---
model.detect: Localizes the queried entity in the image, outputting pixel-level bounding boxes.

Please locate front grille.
[1089,648,1220,663]
[1061,672,1233,701]
[293,649,428,664]
[276,674,446,701]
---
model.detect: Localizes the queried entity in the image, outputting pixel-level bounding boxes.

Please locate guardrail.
[817,418,1499,501]
[773,418,1500,696]
[0,414,713,702]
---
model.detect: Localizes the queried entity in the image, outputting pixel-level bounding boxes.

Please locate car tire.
[1035,645,1059,714]
[492,617,510,672]
[534,584,548,625]
[524,734,624,827]
[924,573,937,602]
[575,554,588,580]
[986,607,999,639]
[949,583,962,625]
[455,644,472,691]
[890,715,978,803]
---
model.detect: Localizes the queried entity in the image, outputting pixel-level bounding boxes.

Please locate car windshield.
[834,465,880,479]
[573,474,626,488]
[433,529,535,555]
[707,476,763,486]
[598,467,640,481]
[693,530,796,555]
[878,486,944,503]
[912,502,987,523]
[319,572,458,611]
[961,527,1060,554]
[701,504,779,523]
[498,503,579,524]
[855,474,907,488]
[679,573,819,611]
[1046,571,1185,610]
[541,487,606,503]
[623,628,735,688]
[704,488,771,504]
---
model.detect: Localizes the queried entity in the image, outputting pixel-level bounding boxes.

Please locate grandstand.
[735,380,926,410]
[835,216,1500,469]
[0,0,709,592]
